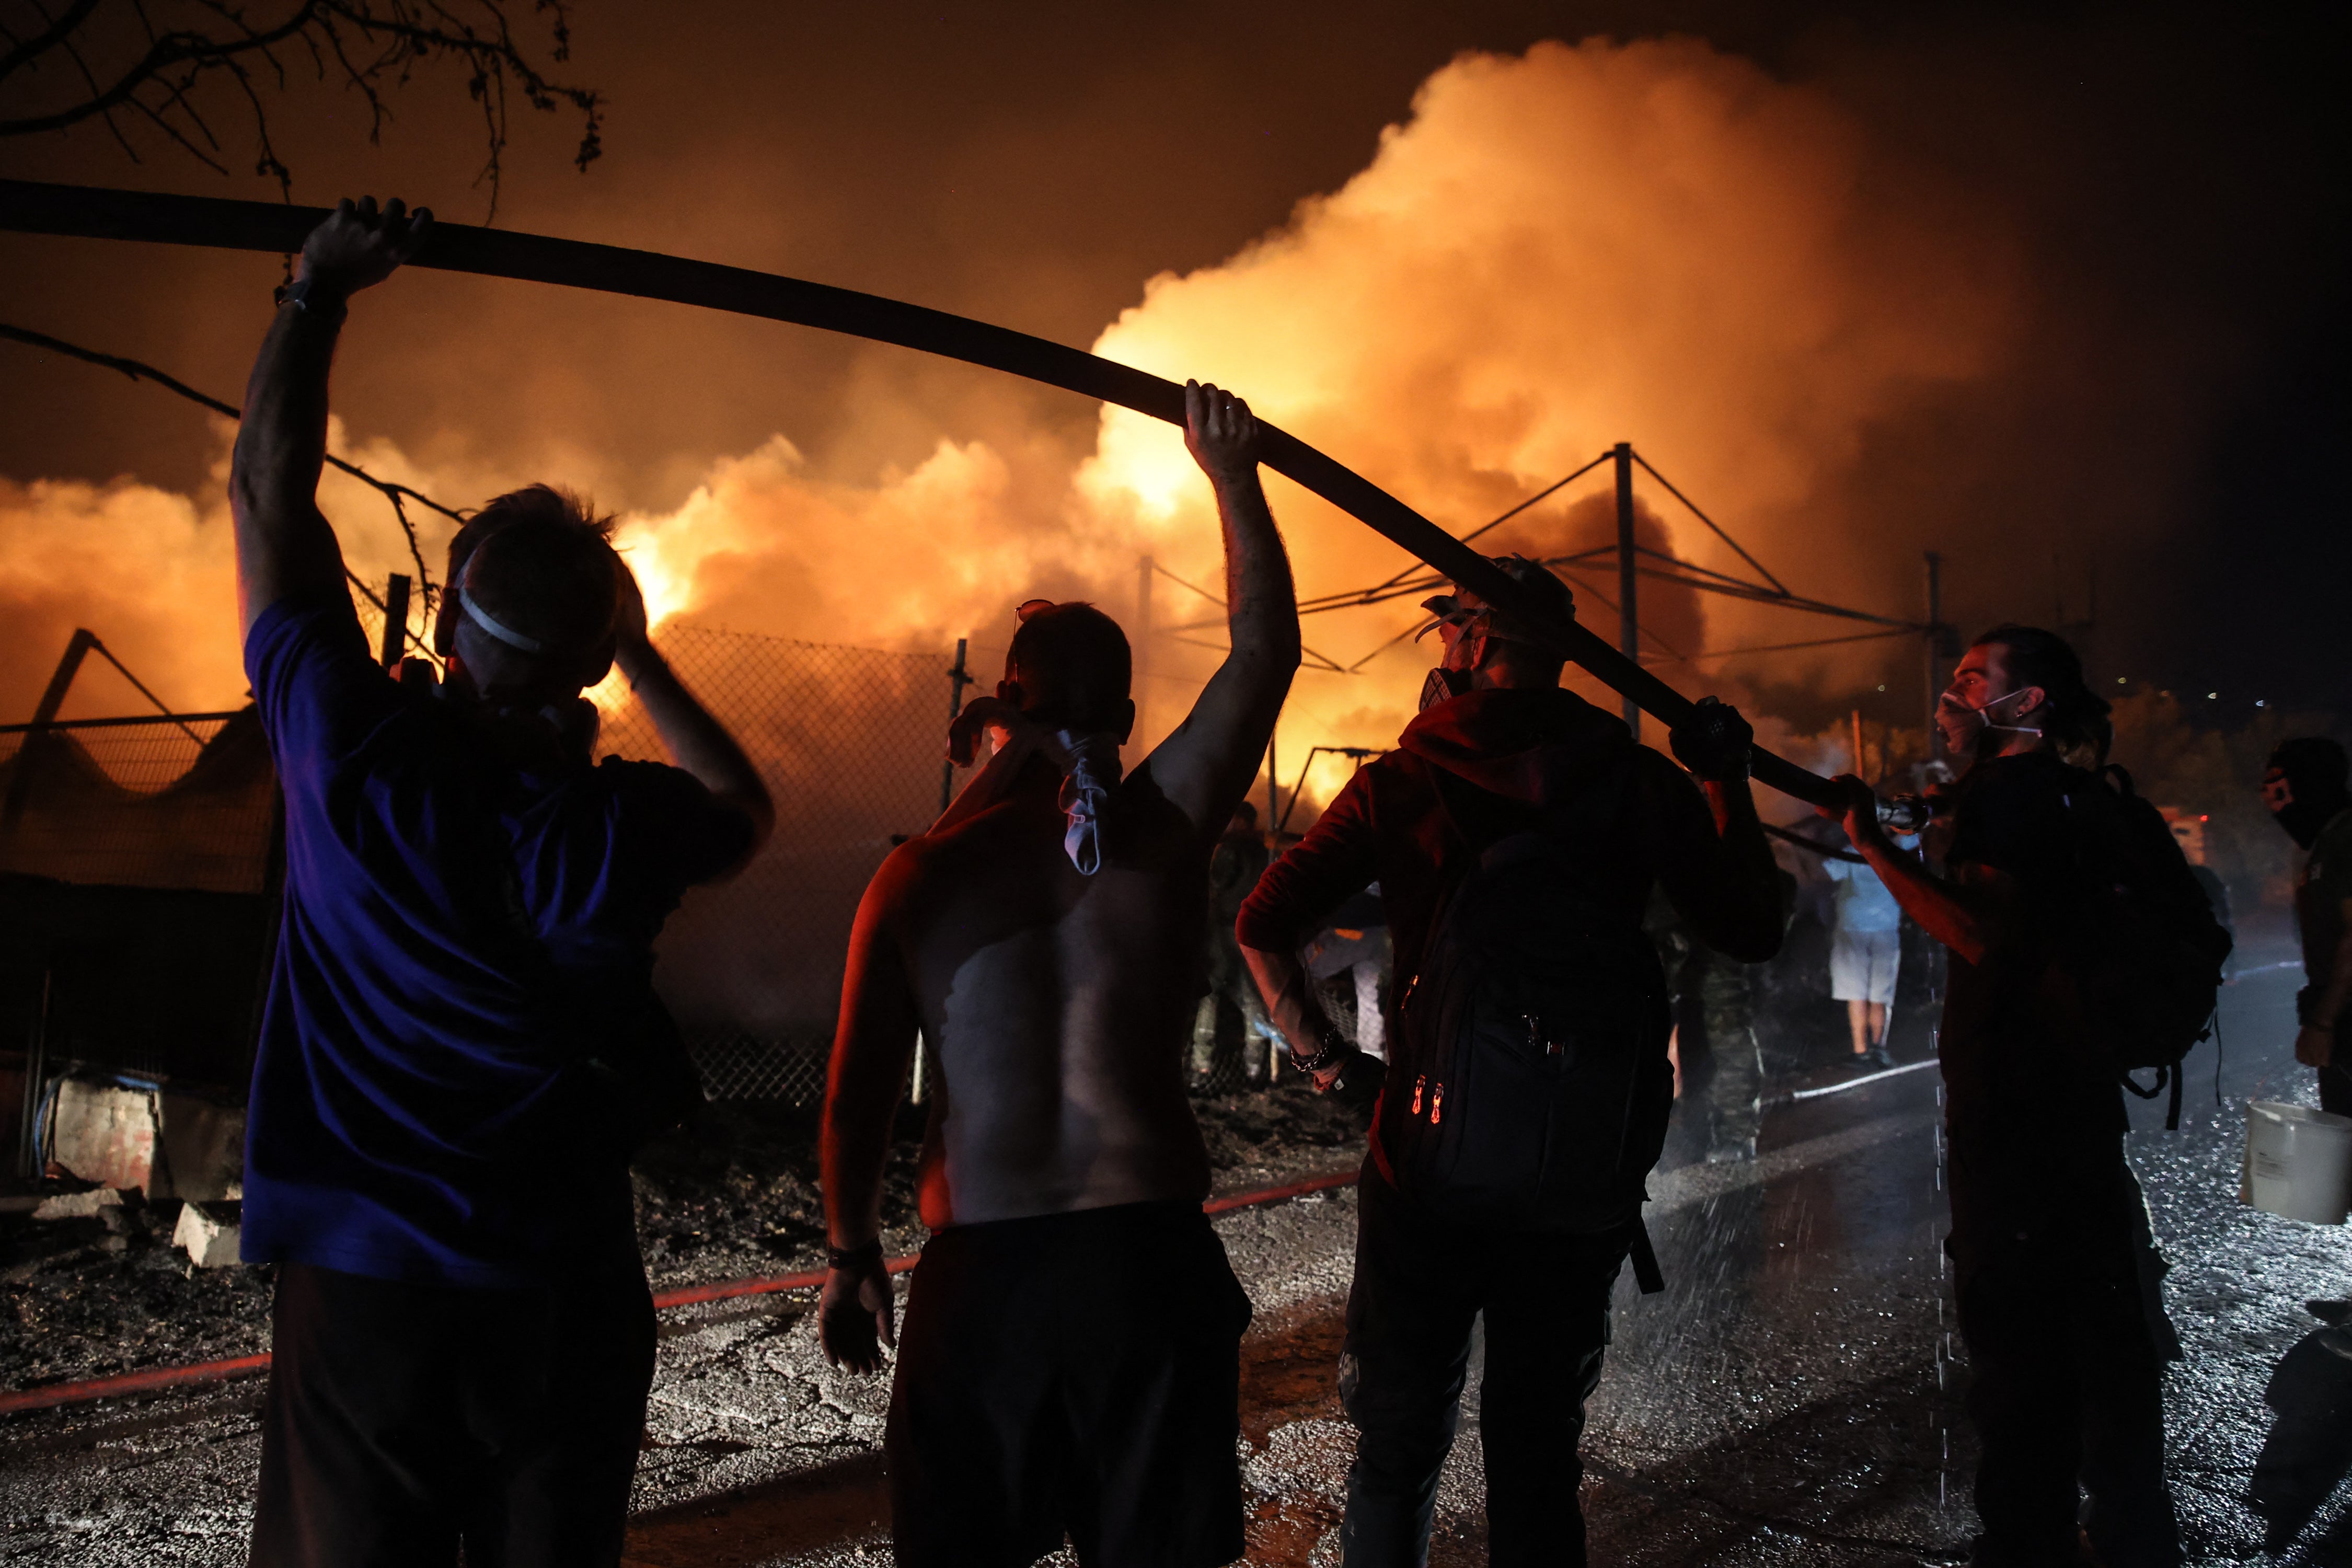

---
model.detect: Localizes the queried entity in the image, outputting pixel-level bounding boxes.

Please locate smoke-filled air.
[2,39,2018,816]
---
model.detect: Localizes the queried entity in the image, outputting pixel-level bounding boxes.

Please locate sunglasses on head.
[1016,598,1055,623]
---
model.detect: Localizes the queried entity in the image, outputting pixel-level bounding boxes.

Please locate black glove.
[1669,696,1753,782]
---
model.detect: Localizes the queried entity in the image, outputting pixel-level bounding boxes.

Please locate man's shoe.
[1705,1136,1757,1165]
[1865,1044,1898,1070]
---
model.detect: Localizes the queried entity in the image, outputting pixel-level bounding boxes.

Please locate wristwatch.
[273,276,348,322]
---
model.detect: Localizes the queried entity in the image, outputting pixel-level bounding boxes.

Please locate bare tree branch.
[0,316,462,656]
[0,1,602,216]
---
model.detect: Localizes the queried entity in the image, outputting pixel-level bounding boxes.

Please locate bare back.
[877,754,1216,1227]
[822,381,1298,1286]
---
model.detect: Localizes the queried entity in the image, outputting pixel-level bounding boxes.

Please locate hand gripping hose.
[0,177,1839,807]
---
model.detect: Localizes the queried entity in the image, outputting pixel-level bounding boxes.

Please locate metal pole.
[1266,732,1278,848]
[2,628,96,833]
[379,573,411,672]
[939,639,972,815]
[1134,555,1152,746]
[1613,443,1640,738]
[16,963,50,1178]
[1924,552,1945,766]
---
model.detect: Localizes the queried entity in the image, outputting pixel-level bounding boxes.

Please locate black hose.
[0,177,1840,807]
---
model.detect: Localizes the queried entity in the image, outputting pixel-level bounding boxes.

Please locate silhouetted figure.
[1825,823,1918,1069]
[230,199,772,1568]
[818,382,1298,1568]
[2263,736,2352,1115]
[1238,556,1782,1568]
[1193,799,1277,1082]
[2249,1313,2352,1554]
[1824,625,2188,1568]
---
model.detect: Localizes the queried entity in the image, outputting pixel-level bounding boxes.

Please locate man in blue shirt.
[231,197,773,1567]
[1822,827,1918,1068]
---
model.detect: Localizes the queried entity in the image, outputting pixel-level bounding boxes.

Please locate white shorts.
[1830,927,1900,1005]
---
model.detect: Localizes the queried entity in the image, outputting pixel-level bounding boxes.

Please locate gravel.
[0,1079,1371,1396]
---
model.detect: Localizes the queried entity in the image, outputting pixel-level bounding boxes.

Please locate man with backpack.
[1237,556,1782,1566]
[1823,625,2224,1568]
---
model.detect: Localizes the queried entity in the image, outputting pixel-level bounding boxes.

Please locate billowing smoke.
[4,38,2018,824]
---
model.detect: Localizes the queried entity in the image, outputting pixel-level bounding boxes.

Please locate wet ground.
[3,936,2348,1564]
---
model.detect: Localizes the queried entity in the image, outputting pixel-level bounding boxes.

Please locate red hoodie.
[1236,686,1782,998]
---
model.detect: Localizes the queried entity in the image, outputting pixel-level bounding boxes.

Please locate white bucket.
[2242,1101,2352,1225]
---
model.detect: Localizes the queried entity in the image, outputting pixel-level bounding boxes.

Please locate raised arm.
[818,866,920,1375]
[613,564,776,867]
[1237,768,1384,1095]
[1140,381,1303,834]
[228,197,433,638]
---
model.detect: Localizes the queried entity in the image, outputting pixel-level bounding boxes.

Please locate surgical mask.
[1938,684,2042,759]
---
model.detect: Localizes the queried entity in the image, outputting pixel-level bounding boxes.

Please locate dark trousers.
[1953,1229,2179,1567]
[250,1261,656,1568]
[2322,1059,2351,1117]
[886,1201,1251,1568]
[1338,1166,1630,1568]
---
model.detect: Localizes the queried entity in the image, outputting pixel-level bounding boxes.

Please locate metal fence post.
[379,574,410,671]
[1614,443,1640,739]
[940,639,972,815]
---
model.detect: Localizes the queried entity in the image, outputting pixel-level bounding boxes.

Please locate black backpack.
[1382,760,1674,1238]
[2047,763,2233,1128]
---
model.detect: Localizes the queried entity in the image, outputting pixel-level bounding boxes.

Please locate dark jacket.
[1236,687,1783,990]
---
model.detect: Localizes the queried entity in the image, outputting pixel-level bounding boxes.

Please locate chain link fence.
[4,617,1275,1107]
[595,622,954,1104]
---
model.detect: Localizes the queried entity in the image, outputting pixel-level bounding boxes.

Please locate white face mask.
[1938,684,2042,757]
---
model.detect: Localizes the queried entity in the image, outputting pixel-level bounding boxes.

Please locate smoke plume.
[4,38,2020,822]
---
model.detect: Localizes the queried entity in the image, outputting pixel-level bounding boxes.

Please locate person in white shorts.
[1824,829,1918,1067]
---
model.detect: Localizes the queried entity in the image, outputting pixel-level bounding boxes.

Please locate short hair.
[1006,601,1131,729]
[2269,736,2349,795]
[1970,624,2111,757]
[440,484,620,659]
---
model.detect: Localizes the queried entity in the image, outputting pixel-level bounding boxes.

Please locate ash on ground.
[1,1078,1369,1394]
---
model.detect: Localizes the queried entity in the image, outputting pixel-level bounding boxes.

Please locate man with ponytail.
[1821,625,2186,1568]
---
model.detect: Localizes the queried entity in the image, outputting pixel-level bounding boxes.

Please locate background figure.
[1302,885,1391,1059]
[2262,736,2352,1114]
[1195,800,1277,1082]
[1646,885,1768,1164]
[1690,948,1765,1163]
[2249,1311,2352,1554]
[1824,825,1918,1068]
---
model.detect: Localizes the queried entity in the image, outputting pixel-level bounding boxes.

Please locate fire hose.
[0,177,1854,810]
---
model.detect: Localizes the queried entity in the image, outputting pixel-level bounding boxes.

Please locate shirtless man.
[820,381,1298,1568]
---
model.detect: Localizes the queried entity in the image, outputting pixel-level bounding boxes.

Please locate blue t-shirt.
[1822,834,1917,933]
[241,598,752,1287]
